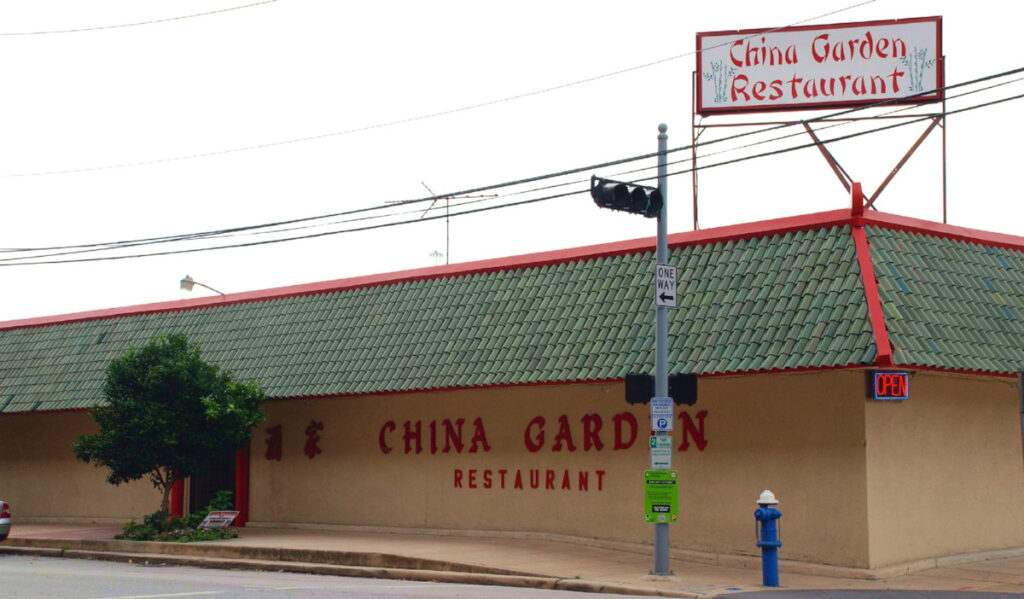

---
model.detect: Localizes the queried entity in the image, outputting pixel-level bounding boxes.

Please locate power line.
[5,86,1024,267]
[0,1,278,36]
[1,0,874,178]
[660,91,1024,182]
[6,66,1023,260]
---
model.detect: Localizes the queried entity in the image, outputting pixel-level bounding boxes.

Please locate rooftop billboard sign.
[696,16,942,115]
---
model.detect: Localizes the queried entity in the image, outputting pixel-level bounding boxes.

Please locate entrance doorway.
[188,451,235,514]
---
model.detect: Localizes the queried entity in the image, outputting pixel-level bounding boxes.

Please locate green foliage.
[73,333,267,512]
[184,489,235,529]
[116,491,238,543]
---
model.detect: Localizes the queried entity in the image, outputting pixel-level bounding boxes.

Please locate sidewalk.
[2,522,1023,597]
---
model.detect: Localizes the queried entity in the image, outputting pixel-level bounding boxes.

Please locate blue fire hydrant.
[754,489,782,587]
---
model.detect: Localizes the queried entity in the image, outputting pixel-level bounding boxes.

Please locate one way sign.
[655,264,677,308]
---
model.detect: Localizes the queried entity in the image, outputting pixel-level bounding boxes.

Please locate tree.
[73,333,267,514]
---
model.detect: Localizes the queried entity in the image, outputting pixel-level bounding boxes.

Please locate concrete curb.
[3,536,531,576]
[0,544,700,598]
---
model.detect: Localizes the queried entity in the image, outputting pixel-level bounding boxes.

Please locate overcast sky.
[1,0,1020,321]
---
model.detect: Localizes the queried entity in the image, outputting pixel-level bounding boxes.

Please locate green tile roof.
[868,226,1024,373]
[1,223,875,413]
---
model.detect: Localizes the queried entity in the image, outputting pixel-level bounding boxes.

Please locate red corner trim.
[234,443,250,527]
[170,479,184,518]
[852,225,893,367]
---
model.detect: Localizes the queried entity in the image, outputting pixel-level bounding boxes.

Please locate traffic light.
[625,373,655,405]
[669,373,697,406]
[591,176,663,218]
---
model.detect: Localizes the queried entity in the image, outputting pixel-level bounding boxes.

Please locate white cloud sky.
[0,0,1019,321]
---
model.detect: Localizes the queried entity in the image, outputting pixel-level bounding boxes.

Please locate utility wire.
[1,0,874,177]
[8,65,1024,257]
[5,86,1024,267]
[5,66,1023,259]
[659,91,1024,182]
[0,1,278,36]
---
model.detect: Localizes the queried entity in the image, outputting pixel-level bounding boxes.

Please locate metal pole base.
[652,522,672,575]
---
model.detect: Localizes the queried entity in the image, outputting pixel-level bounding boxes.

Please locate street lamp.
[180,275,225,296]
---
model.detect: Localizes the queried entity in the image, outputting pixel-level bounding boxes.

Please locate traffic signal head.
[669,373,697,406]
[625,373,697,405]
[625,373,654,404]
[591,176,663,218]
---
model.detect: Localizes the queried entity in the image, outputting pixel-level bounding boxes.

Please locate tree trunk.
[160,479,174,514]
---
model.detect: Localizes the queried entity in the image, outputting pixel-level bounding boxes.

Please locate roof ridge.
[860,212,1024,251]
[6,207,1019,332]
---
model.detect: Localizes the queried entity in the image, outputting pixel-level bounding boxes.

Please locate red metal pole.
[691,71,699,230]
[234,443,250,527]
[942,56,948,224]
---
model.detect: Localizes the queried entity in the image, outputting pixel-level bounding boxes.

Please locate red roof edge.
[0,208,852,331]
[1,364,1015,418]
[858,211,1024,251]
[4,207,1022,332]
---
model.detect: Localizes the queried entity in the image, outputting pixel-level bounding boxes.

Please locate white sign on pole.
[697,16,942,115]
[650,396,673,417]
[651,396,673,431]
[650,435,673,469]
[655,264,677,308]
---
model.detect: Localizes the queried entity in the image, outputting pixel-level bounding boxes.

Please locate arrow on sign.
[659,292,674,303]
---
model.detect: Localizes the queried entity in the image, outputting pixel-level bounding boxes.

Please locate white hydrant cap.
[757,489,778,505]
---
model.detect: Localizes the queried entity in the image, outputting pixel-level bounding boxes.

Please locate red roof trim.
[859,211,1024,251]
[2,363,1016,418]
[852,224,894,367]
[4,207,1023,332]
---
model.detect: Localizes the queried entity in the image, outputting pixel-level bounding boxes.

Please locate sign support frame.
[689,34,948,229]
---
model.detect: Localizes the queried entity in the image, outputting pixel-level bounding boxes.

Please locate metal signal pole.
[653,123,671,576]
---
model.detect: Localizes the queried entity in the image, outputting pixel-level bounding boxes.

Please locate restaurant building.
[1,199,1022,572]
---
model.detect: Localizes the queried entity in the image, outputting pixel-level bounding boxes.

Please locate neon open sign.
[872,371,910,400]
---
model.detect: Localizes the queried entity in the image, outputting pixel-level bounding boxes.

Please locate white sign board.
[650,396,673,418]
[697,17,942,114]
[651,397,673,432]
[655,264,677,308]
[198,510,240,529]
[650,435,673,469]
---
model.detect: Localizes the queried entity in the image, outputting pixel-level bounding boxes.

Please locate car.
[0,500,10,541]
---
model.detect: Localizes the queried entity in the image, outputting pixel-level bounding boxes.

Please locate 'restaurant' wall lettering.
[454,468,606,491]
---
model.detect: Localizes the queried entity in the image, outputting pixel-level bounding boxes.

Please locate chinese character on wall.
[265,424,282,461]
[305,420,324,459]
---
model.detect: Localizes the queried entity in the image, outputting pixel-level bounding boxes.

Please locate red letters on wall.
[264,424,282,461]
[377,411,708,455]
[304,420,323,459]
[264,409,708,465]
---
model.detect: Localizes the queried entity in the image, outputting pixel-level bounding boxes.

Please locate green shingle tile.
[0,224,890,412]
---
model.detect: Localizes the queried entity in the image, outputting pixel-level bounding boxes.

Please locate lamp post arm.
[193,281,225,296]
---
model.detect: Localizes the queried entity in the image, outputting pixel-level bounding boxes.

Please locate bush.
[117,490,239,542]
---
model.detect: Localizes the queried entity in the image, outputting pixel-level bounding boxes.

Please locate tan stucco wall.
[679,369,870,567]
[865,372,1024,568]
[0,411,160,520]
[5,369,1020,568]
[250,370,871,566]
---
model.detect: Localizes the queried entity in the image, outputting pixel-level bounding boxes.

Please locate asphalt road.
[0,555,651,598]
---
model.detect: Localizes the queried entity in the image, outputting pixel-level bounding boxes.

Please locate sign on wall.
[697,16,942,115]
[868,371,910,400]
